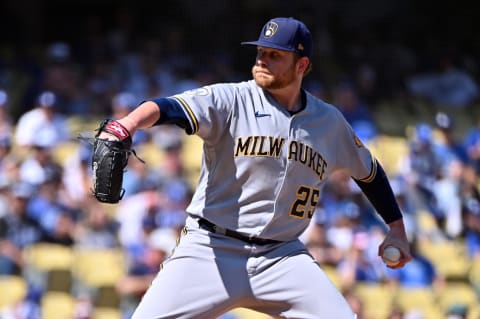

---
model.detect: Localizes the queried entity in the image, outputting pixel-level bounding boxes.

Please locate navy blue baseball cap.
[242,17,312,58]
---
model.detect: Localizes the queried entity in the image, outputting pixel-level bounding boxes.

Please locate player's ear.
[297,56,310,75]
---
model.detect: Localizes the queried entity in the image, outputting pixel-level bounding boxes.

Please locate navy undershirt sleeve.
[151,97,193,134]
[354,161,403,224]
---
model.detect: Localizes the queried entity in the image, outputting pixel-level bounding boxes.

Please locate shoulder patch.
[184,87,211,96]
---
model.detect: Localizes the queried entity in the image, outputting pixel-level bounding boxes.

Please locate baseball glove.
[80,119,142,203]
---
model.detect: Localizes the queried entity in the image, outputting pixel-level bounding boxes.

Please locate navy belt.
[197,218,281,245]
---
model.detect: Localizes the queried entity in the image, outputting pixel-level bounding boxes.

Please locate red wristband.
[103,120,131,141]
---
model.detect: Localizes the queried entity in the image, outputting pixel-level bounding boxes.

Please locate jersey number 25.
[290,185,320,219]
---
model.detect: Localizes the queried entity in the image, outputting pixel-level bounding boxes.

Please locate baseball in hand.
[382,246,401,266]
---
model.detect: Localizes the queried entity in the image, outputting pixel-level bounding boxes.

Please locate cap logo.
[264,22,278,38]
[297,43,304,51]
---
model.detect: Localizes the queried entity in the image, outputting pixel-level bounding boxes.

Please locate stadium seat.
[367,135,408,175]
[22,243,75,292]
[41,291,75,319]
[353,283,395,319]
[416,209,441,234]
[468,258,480,289]
[73,248,126,287]
[92,307,122,319]
[321,264,341,289]
[46,268,73,293]
[182,134,203,187]
[437,282,479,314]
[0,275,27,308]
[23,243,75,271]
[417,239,472,280]
[94,285,121,309]
[394,287,438,316]
[52,141,79,165]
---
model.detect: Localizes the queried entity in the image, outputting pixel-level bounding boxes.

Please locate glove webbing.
[77,135,145,164]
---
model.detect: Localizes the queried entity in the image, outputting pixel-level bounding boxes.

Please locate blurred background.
[0,1,480,318]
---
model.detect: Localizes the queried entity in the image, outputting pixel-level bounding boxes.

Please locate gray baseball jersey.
[131,79,366,319]
[173,79,374,241]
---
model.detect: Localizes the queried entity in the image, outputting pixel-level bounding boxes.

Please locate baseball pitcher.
[91,17,412,319]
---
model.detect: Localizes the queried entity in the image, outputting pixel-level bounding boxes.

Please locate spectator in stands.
[304,207,344,266]
[0,134,15,191]
[14,91,70,148]
[0,90,13,137]
[430,113,469,238]
[446,304,469,319]
[18,139,64,187]
[115,184,163,256]
[158,182,191,232]
[332,80,378,142]
[434,112,469,166]
[406,52,479,108]
[150,127,192,231]
[464,115,480,175]
[26,165,70,234]
[432,158,464,239]
[396,116,467,239]
[116,227,177,318]
[75,201,120,249]
[42,208,76,246]
[122,154,159,197]
[62,142,94,207]
[111,91,137,119]
[151,126,187,180]
[116,175,190,256]
[0,177,9,219]
[314,171,358,230]
[0,182,47,275]
[388,175,419,241]
[337,229,387,289]
[398,123,444,226]
[461,165,480,259]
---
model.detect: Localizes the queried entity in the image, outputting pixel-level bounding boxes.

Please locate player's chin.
[253,73,274,88]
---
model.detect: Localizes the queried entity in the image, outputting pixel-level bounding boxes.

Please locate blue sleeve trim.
[151,97,194,134]
[354,161,403,224]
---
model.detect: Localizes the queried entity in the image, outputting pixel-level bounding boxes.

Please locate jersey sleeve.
[170,84,235,143]
[334,112,376,181]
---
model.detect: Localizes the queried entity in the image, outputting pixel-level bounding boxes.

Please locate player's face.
[252,47,300,90]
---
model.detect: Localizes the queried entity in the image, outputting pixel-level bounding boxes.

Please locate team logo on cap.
[264,22,278,38]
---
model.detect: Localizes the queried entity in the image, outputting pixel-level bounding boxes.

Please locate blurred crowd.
[0,6,480,319]
[0,90,194,318]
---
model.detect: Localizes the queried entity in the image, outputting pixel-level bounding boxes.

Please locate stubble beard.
[252,65,296,90]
